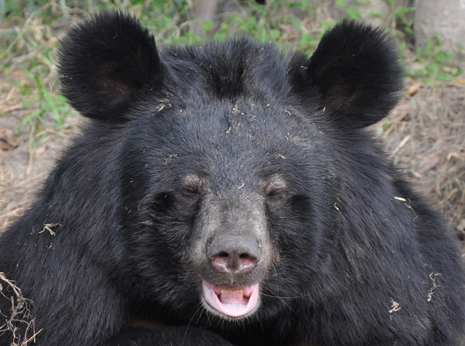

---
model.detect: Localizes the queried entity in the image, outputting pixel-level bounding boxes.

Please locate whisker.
[183,303,203,343]
[261,292,313,299]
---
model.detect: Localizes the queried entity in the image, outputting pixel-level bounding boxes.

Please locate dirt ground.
[380,78,465,245]
[1,74,465,249]
[0,104,81,230]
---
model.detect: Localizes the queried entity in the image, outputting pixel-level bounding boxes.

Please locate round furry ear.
[293,20,403,129]
[58,11,163,122]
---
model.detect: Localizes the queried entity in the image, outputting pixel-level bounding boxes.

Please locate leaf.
[368,12,382,18]
[203,21,214,32]
[393,7,413,15]
[289,17,303,32]
[270,29,280,40]
[347,7,361,20]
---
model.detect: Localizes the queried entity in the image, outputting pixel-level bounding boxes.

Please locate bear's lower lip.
[202,280,259,317]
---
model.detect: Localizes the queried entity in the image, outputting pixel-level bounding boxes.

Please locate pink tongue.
[202,281,259,317]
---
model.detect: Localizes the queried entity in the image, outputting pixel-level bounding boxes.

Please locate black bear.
[1,12,464,346]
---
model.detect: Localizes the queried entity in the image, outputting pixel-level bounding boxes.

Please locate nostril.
[207,235,261,274]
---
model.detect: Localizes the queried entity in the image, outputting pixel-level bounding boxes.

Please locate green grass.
[407,34,463,82]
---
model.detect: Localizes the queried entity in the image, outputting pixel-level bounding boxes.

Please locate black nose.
[207,235,261,275]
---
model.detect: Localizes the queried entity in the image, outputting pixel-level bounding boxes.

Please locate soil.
[1,75,465,249]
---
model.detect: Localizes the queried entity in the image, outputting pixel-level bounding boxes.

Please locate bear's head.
[58,12,402,322]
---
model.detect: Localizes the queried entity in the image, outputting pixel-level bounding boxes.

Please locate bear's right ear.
[58,12,163,122]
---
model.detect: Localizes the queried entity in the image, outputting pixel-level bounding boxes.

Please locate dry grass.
[378,78,465,242]
[0,273,39,345]
[0,122,77,230]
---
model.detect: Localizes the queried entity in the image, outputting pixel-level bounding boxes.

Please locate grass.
[0,272,37,345]
[407,34,463,83]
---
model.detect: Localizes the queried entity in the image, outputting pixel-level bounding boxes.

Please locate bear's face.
[57,13,402,322]
[119,99,330,319]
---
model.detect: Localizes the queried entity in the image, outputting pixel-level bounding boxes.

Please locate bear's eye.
[260,174,288,203]
[179,174,205,200]
[184,186,201,195]
[266,188,284,198]
[266,188,288,204]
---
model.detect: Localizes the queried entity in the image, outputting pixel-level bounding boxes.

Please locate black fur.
[290,20,403,128]
[58,11,164,121]
[1,12,464,346]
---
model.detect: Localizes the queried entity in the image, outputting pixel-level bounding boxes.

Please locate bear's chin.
[201,280,260,319]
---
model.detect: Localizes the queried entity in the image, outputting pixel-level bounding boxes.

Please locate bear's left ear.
[292,20,403,129]
[58,12,163,122]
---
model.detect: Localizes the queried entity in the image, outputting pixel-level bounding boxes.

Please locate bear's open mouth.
[202,280,259,317]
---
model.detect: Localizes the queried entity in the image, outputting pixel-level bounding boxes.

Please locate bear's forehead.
[136,98,319,153]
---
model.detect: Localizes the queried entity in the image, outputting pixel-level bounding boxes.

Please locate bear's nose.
[207,235,261,275]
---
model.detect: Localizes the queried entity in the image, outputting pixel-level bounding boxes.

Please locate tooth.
[220,289,244,295]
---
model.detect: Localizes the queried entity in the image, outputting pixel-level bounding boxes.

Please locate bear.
[1,11,465,346]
